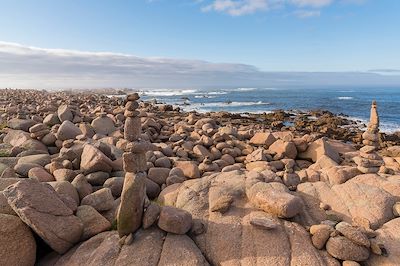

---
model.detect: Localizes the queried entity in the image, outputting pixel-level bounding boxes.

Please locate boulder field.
[0,89,399,266]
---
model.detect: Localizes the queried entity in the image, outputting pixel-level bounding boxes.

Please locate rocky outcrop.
[159,170,339,265]
[38,227,209,266]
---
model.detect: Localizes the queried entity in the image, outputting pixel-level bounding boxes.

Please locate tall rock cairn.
[117,93,147,238]
[355,101,384,174]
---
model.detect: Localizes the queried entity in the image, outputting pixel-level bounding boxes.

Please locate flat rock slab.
[38,228,209,266]
[297,180,395,230]
[3,179,83,254]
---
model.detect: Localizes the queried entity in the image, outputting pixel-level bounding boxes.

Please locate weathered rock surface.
[38,227,209,266]
[3,179,83,254]
[298,181,395,229]
[159,171,339,265]
[0,214,37,266]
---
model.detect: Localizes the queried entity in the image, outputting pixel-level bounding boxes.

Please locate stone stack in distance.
[117,93,147,238]
[355,101,384,174]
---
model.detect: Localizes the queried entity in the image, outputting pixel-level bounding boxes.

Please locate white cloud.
[202,0,270,16]
[291,0,332,8]
[293,9,321,18]
[201,0,358,16]
[0,41,399,89]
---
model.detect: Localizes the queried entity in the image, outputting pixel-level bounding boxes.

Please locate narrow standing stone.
[117,172,146,237]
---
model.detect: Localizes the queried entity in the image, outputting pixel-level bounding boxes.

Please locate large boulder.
[91,115,116,136]
[297,180,395,229]
[76,205,111,241]
[57,105,73,122]
[326,236,369,262]
[80,144,113,174]
[18,154,51,166]
[38,227,209,266]
[174,160,200,179]
[268,140,297,159]
[0,214,36,266]
[3,129,31,147]
[299,138,341,163]
[366,218,400,265]
[158,206,193,234]
[3,179,83,254]
[57,121,82,141]
[161,170,339,265]
[249,132,276,147]
[43,113,61,126]
[7,118,36,132]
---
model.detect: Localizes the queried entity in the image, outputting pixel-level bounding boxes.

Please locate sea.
[118,87,400,133]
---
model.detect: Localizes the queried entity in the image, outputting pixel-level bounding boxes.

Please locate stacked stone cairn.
[117,93,147,242]
[354,101,384,174]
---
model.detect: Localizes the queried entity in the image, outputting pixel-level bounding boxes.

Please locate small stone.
[147,167,170,186]
[124,233,134,245]
[81,188,114,212]
[335,222,370,247]
[342,261,361,266]
[118,235,127,247]
[53,168,77,182]
[249,132,276,147]
[124,116,141,141]
[326,236,370,262]
[360,145,376,154]
[392,202,400,217]
[369,238,384,255]
[249,211,279,230]
[103,177,124,198]
[71,174,93,200]
[158,206,192,234]
[123,152,147,173]
[57,105,73,122]
[310,224,333,249]
[126,93,140,101]
[28,167,55,182]
[85,171,110,186]
[174,161,200,179]
[76,205,111,241]
[142,202,161,229]
[57,121,82,141]
[125,101,139,111]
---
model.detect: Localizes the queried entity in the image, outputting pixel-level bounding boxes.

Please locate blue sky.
[0,0,399,88]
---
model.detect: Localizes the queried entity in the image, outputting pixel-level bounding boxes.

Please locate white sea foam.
[194,95,216,99]
[337,96,354,100]
[235,87,257,91]
[207,91,228,95]
[344,116,400,133]
[180,101,269,112]
[141,89,198,97]
[192,101,267,107]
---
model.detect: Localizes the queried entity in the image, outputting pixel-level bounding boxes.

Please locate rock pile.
[354,101,384,174]
[0,89,399,265]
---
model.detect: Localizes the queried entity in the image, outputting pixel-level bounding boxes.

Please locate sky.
[0,0,400,88]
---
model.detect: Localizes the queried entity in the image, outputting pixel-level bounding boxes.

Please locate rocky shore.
[1,88,400,266]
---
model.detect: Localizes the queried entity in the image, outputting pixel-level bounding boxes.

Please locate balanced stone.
[124,116,141,141]
[117,172,146,237]
[355,101,384,174]
[126,93,140,101]
[122,152,147,172]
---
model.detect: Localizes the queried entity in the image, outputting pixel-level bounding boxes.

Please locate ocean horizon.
[125,87,400,133]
